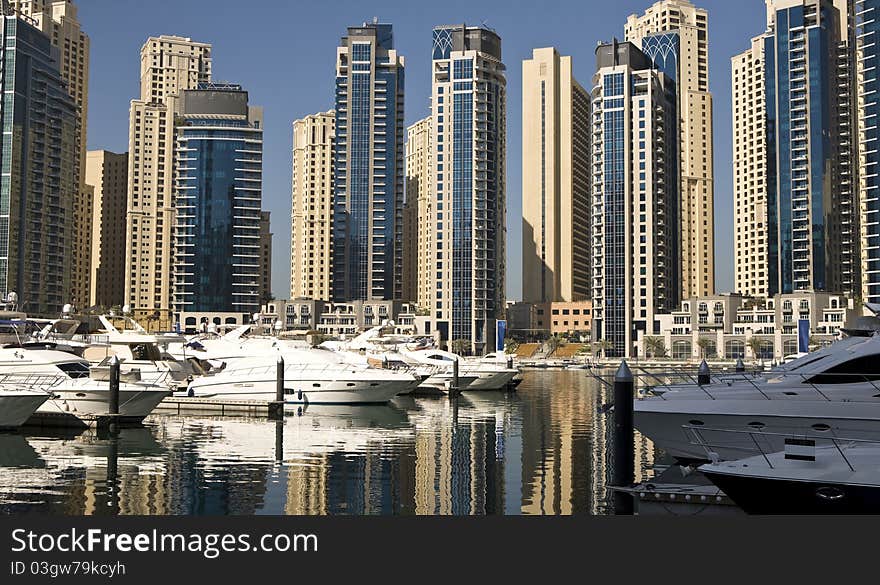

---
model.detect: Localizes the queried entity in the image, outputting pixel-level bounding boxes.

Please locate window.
[808,356,880,384]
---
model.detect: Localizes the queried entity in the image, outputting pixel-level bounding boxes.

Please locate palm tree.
[545,334,562,356]
[747,337,764,362]
[451,338,471,356]
[643,336,666,359]
[592,339,613,359]
[696,337,714,359]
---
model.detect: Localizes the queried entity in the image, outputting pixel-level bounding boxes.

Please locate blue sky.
[80,0,767,300]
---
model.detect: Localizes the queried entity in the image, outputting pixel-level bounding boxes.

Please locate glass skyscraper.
[858,0,880,303]
[332,22,404,302]
[591,41,678,358]
[762,0,858,296]
[431,24,506,354]
[173,83,263,324]
[0,11,79,316]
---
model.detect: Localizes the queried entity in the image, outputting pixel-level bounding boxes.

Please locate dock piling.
[612,360,634,515]
[698,359,711,385]
[108,355,120,416]
[276,355,285,403]
[449,358,461,397]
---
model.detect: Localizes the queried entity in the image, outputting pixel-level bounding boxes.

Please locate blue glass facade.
[640,32,679,82]
[602,74,626,358]
[173,85,262,318]
[767,1,848,295]
[859,0,880,302]
[332,24,404,302]
[0,16,79,316]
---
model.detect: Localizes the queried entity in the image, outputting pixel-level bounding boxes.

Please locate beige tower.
[625,0,715,299]
[124,36,211,324]
[404,116,432,311]
[290,111,334,301]
[521,47,590,304]
[11,1,91,309]
[86,150,128,308]
[732,37,770,297]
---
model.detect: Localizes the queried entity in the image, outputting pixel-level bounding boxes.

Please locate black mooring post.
[735,357,745,373]
[276,355,285,403]
[612,360,634,515]
[108,355,120,416]
[698,359,711,385]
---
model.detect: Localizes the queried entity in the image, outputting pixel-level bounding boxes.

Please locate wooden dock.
[154,396,285,418]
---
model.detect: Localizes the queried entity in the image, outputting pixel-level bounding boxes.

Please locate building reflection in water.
[0,371,655,515]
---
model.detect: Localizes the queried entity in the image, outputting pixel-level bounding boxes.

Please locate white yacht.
[0,346,171,423]
[184,347,421,404]
[0,386,51,428]
[634,332,880,462]
[43,315,193,388]
[698,431,880,514]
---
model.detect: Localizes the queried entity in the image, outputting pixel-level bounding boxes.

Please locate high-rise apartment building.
[260,210,272,303]
[172,83,263,324]
[521,47,591,304]
[125,35,211,324]
[86,150,129,308]
[590,41,679,358]
[625,0,715,299]
[10,1,91,309]
[404,116,432,310]
[734,0,858,298]
[0,10,79,316]
[731,36,772,297]
[290,111,334,301]
[401,195,418,303]
[858,0,880,303]
[431,25,507,354]
[332,22,404,302]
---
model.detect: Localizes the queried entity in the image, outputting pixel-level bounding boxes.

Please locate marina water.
[0,370,657,515]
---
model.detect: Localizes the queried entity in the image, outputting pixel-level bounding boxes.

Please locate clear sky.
[80,0,767,300]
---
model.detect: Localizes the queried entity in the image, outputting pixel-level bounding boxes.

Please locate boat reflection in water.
[0,370,656,515]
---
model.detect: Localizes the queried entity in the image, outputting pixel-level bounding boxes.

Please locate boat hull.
[463,369,518,390]
[700,470,880,514]
[635,400,880,462]
[187,377,412,404]
[0,392,51,428]
[36,387,171,423]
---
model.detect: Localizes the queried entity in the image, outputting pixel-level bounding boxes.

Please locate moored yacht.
[184,350,420,404]
[0,386,51,428]
[634,332,880,462]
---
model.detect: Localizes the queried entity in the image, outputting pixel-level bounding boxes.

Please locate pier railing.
[682,424,879,471]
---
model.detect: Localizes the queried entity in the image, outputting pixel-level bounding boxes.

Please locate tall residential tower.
[521,47,591,304]
[404,116,432,310]
[625,0,715,299]
[590,41,679,358]
[290,111,334,301]
[332,22,404,302]
[431,25,507,354]
[124,35,211,324]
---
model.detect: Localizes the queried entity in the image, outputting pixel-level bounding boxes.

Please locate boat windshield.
[807,355,880,385]
[56,361,91,379]
[130,343,162,361]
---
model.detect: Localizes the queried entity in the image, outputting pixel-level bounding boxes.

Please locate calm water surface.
[0,370,657,515]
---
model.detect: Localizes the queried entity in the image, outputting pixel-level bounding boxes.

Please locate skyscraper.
[86,150,129,308]
[0,9,79,316]
[404,116,432,310]
[260,210,272,303]
[521,47,591,304]
[732,36,772,297]
[590,40,679,358]
[431,24,507,354]
[172,83,263,324]
[734,0,858,298]
[125,35,211,324]
[332,22,404,302]
[858,0,880,303]
[290,111,334,302]
[9,1,91,309]
[625,0,715,299]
